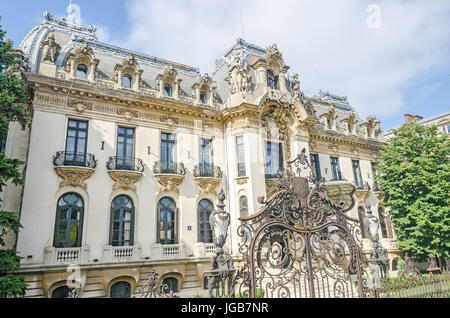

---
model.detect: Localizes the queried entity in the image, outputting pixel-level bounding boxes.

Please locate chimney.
[404,114,423,123]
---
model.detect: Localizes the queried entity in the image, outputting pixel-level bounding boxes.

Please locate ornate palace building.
[4,12,400,298]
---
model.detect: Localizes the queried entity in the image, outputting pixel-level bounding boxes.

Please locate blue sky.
[1,0,449,130]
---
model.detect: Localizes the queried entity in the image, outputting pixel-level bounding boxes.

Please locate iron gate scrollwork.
[234,149,369,298]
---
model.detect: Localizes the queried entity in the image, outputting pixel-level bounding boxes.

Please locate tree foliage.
[0,18,29,297]
[376,121,450,261]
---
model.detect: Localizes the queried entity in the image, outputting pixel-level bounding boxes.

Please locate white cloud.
[118,0,450,119]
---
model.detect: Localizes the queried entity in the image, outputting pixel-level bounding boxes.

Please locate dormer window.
[122,74,132,89]
[164,84,172,97]
[199,91,207,104]
[348,124,353,134]
[327,118,332,130]
[267,70,279,89]
[76,64,88,79]
[367,128,372,138]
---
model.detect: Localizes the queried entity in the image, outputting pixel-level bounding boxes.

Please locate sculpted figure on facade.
[5,38,30,76]
[224,56,251,94]
[40,33,61,63]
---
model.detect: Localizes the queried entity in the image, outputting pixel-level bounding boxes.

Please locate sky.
[1,0,449,130]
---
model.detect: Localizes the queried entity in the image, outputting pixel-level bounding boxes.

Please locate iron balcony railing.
[265,168,285,180]
[193,164,223,178]
[153,161,186,175]
[356,181,371,191]
[53,151,97,169]
[106,156,145,173]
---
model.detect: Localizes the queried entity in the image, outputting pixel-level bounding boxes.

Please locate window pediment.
[192,73,217,106]
[156,65,182,99]
[114,54,143,91]
[65,42,99,82]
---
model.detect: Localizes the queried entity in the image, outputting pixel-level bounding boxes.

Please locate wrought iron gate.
[233,150,370,298]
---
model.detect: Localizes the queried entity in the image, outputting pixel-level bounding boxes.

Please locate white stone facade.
[3,13,400,298]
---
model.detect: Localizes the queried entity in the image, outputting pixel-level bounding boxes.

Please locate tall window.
[265,142,284,178]
[358,207,367,239]
[198,199,213,243]
[327,118,332,130]
[162,278,178,294]
[200,91,207,104]
[110,195,134,246]
[310,154,321,181]
[352,160,363,188]
[65,119,88,166]
[161,133,175,172]
[76,64,88,79]
[199,138,212,175]
[330,157,342,181]
[54,193,84,248]
[236,136,246,177]
[371,161,380,191]
[116,127,135,170]
[239,196,248,218]
[164,84,172,97]
[158,197,177,244]
[110,282,131,298]
[378,207,388,239]
[267,70,279,89]
[0,133,7,154]
[122,74,132,89]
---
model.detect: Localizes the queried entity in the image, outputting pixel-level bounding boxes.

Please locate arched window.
[76,64,88,79]
[392,258,398,271]
[54,193,84,248]
[378,207,388,239]
[198,199,213,243]
[267,70,278,89]
[200,91,207,104]
[162,277,178,294]
[122,74,132,89]
[358,207,367,239]
[164,84,172,97]
[158,197,177,244]
[110,281,131,298]
[51,286,73,298]
[239,196,248,218]
[110,195,134,246]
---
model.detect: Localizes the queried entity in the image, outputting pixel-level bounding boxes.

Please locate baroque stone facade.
[3,13,401,298]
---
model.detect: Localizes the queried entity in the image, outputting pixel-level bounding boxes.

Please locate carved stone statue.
[224,56,251,94]
[40,33,61,63]
[4,38,30,76]
[363,202,380,244]
[290,73,301,99]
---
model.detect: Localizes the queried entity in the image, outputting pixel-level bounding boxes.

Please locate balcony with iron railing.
[106,156,145,173]
[193,164,223,194]
[153,161,186,193]
[53,151,98,169]
[106,156,145,191]
[53,151,97,188]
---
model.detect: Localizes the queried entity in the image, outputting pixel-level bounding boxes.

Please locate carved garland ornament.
[54,167,94,189]
[154,175,184,193]
[108,170,142,191]
[194,177,222,195]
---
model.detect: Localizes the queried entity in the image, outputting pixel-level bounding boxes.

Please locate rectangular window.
[161,132,176,172]
[310,153,321,180]
[199,138,212,175]
[236,136,246,177]
[65,119,88,166]
[116,127,135,170]
[0,133,7,154]
[330,157,342,181]
[352,160,363,188]
[371,162,379,190]
[265,142,284,179]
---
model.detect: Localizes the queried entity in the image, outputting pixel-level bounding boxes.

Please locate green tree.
[376,121,450,264]
[0,18,30,297]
